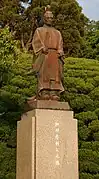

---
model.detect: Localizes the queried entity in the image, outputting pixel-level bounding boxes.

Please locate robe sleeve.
[57,31,64,64]
[57,31,64,56]
[32,28,45,55]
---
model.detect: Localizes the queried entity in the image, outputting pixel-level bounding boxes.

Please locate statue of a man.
[32,5,64,100]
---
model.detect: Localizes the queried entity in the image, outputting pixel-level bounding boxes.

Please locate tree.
[0,0,87,55]
[80,20,99,60]
[0,0,21,27]
[0,27,36,179]
[23,0,87,55]
[51,0,87,57]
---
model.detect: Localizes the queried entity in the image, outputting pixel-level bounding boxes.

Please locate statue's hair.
[44,5,53,18]
[45,5,51,12]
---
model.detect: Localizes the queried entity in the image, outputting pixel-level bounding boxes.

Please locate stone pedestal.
[16,100,79,179]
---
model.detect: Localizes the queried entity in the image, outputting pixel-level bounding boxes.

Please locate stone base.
[16,101,79,179]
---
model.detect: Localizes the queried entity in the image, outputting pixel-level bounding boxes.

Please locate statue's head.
[43,5,53,26]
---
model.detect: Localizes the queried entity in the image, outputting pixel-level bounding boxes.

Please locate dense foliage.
[64,58,99,179]
[0,28,99,179]
[0,28,36,179]
[0,0,87,56]
[80,20,99,60]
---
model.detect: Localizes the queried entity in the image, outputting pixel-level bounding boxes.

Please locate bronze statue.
[32,5,64,100]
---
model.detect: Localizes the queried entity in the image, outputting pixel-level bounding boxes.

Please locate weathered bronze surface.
[32,5,64,101]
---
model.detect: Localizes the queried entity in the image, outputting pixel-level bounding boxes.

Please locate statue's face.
[44,11,53,26]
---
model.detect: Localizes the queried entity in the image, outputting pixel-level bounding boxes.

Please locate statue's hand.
[32,64,35,69]
[42,47,48,54]
[58,52,64,58]
[58,53,65,65]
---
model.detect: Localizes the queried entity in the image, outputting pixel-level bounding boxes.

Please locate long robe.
[32,25,64,93]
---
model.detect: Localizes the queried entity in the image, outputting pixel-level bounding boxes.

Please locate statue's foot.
[41,94,50,100]
[40,90,50,100]
[51,95,60,101]
[50,90,60,101]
